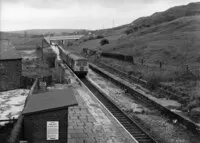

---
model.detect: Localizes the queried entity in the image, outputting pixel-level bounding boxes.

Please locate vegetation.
[124,27,134,35]
[100,38,109,45]
[82,35,105,42]
[146,73,161,90]
[43,51,56,68]
[96,35,104,39]
[66,41,73,46]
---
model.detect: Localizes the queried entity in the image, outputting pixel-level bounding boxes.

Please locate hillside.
[129,2,200,32]
[95,2,200,66]
[88,2,200,117]
[100,15,200,65]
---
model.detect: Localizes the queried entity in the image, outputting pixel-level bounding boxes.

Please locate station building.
[0,39,22,91]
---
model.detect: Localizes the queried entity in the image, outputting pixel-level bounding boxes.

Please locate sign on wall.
[47,121,59,140]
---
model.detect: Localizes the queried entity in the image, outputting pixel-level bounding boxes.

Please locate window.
[76,60,87,66]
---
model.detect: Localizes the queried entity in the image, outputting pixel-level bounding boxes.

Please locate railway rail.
[89,63,200,133]
[62,63,157,143]
[81,78,157,143]
[94,61,186,103]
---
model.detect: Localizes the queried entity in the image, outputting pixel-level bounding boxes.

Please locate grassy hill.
[129,2,200,32]
[101,15,200,65]
[97,2,200,66]
[89,2,200,114]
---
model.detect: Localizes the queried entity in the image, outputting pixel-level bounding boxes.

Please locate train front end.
[74,59,88,77]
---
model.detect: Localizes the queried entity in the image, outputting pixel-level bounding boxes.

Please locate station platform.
[48,48,136,142]
[67,86,135,143]
[48,82,135,143]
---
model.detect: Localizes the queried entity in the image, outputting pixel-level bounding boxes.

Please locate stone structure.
[22,89,78,143]
[0,39,22,91]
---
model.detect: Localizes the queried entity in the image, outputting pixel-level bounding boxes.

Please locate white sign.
[47,121,59,140]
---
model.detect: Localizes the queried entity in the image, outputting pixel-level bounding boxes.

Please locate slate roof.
[22,89,78,115]
[0,39,21,60]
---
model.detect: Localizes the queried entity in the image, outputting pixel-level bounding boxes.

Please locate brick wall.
[23,109,68,143]
[0,59,22,91]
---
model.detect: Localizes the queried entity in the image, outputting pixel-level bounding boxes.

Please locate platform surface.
[68,87,136,143]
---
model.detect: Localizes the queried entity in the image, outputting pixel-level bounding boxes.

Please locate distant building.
[0,39,22,91]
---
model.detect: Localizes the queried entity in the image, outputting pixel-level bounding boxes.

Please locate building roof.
[0,39,21,60]
[22,89,78,115]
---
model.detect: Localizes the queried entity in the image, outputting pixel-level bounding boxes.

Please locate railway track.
[89,63,200,133]
[61,63,157,143]
[94,61,186,103]
[81,78,157,143]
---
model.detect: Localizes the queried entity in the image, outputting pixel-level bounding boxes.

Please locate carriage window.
[76,61,87,66]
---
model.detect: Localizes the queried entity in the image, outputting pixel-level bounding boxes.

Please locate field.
[62,33,125,53]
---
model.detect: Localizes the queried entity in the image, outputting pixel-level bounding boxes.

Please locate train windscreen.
[76,60,87,66]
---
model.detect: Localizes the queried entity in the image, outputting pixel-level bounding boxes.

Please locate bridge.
[43,35,84,45]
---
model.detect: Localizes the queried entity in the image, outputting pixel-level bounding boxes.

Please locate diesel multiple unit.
[58,45,88,77]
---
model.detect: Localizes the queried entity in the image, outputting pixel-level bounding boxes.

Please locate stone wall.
[0,59,22,91]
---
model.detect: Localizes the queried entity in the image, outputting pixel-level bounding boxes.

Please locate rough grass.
[98,57,200,116]
[100,15,200,66]
[63,34,124,53]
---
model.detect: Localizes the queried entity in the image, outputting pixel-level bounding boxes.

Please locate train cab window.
[76,61,87,66]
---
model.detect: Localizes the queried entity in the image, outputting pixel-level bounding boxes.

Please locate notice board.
[47,121,59,140]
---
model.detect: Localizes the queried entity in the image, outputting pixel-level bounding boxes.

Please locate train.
[58,45,88,77]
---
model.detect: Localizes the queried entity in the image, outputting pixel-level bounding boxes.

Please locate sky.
[0,0,199,31]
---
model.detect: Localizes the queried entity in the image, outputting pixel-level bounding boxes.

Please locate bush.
[125,28,134,35]
[43,52,56,68]
[66,42,73,46]
[100,39,109,46]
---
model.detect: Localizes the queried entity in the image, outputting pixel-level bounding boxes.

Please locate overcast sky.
[0,0,199,31]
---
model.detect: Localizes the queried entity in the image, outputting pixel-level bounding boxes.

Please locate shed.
[0,39,22,91]
[22,89,78,143]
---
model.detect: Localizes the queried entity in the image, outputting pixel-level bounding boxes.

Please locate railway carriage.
[67,53,88,76]
[58,46,88,77]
